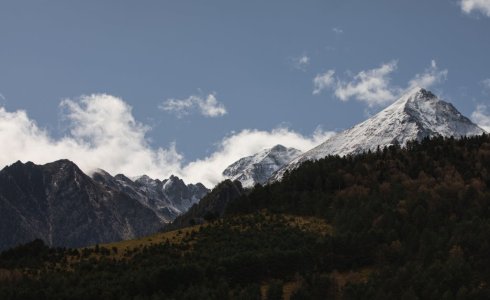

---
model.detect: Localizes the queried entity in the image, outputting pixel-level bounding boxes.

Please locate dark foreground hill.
[1,134,490,299]
[165,179,245,231]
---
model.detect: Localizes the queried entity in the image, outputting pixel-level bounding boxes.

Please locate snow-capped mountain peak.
[92,171,209,222]
[271,88,486,181]
[223,144,302,188]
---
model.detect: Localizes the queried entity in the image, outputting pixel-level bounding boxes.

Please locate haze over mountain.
[269,88,486,181]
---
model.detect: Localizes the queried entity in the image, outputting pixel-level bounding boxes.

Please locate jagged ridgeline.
[0,160,208,250]
[2,134,490,299]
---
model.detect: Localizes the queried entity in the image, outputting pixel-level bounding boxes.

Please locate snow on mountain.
[159,175,209,212]
[92,171,209,223]
[272,87,486,181]
[223,144,302,188]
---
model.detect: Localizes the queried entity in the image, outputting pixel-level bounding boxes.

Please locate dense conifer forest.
[1,135,490,299]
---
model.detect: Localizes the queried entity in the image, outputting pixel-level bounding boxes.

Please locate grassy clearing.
[84,224,207,259]
[284,214,334,236]
[84,212,334,258]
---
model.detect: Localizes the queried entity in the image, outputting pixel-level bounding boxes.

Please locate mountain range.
[222,87,485,186]
[0,160,207,250]
[92,170,208,222]
[0,87,486,250]
[3,133,490,299]
[172,88,485,229]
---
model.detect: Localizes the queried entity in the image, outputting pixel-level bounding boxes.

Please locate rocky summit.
[223,144,302,188]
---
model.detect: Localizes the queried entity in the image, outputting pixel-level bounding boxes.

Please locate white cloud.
[0,95,334,187]
[460,0,490,17]
[291,55,310,71]
[313,60,448,106]
[313,70,336,95]
[472,104,490,132]
[407,60,448,90]
[334,61,399,106]
[159,93,227,118]
[314,61,399,106]
[0,94,183,181]
[332,27,343,34]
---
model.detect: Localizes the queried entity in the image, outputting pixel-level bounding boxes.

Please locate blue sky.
[0,1,490,186]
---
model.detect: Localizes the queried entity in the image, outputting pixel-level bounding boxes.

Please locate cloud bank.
[460,0,490,17]
[0,95,333,187]
[160,93,227,118]
[313,60,448,106]
[0,94,183,182]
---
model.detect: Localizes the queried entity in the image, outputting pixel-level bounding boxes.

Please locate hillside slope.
[2,135,490,299]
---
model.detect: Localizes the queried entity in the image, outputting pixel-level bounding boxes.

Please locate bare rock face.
[92,172,209,223]
[0,160,165,250]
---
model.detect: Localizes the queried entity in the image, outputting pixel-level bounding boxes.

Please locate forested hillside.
[228,134,490,299]
[1,135,490,299]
